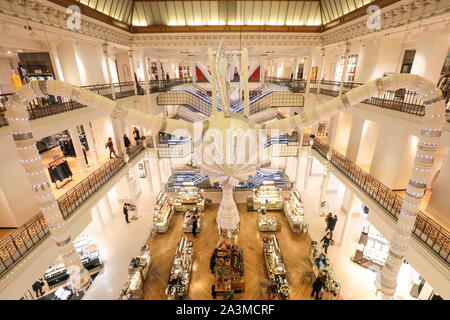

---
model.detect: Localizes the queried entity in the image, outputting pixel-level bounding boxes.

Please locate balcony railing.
[312,137,449,265]
[0,144,145,279]
[267,77,450,122]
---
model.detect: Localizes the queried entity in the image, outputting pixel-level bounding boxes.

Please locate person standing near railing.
[123,134,131,151]
[133,127,141,144]
[105,137,118,158]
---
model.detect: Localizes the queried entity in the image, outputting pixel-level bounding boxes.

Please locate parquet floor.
[141,203,339,300]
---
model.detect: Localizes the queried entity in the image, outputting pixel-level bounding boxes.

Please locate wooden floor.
[141,203,338,300]
[40,147,110,198]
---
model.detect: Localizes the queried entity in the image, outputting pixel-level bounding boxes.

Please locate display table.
[174,186,205,212]
[309,241,340,299]
[44,235,102,289]
[353,226,389,272]
[258,211,280,232]
[263,235,289,300]
[182,210,202,234]
[283,190,307,233]
[153,192,174,233]
[165,236,194,300]
[120,245,152,300]
[253,185,283,211]
[212,239,245,299]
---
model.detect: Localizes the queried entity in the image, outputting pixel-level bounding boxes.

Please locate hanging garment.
[48,161,73,183]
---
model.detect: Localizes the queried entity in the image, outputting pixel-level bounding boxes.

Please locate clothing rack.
[48,155,73,189]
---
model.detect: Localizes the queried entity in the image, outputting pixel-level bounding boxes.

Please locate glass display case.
[263,235,289,300]
[120,245,152,300]
[353,225,390,270]
[283,190,307,233]
[309,241,340,298]
[153,191,174,233]
[258,208,280,232]
[212,239,245,298]
[44,235,102,289]
[174,186,205,212]
[252,185,283,211]
[165,236,194,300]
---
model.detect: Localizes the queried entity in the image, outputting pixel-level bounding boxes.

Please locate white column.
[111,118,126,156]
[126,166,138,217]
[102,44,116,100]
[69,126,88,173]
[339,188,356,246]
[128,50,138,95]
[157,59,163,80]
[241,47,250,118]
[48,42,64,81]
[319,151,332,211]
[83,121,99,166]
[143,155,154,196]
[304,141,313,190]
[317,48,326,92]
[102,194,114,219]
[56,40,82,85]
[91,204,104,228]
[339,42,351,95]
[190,61,196,83]
[410,27,450,84]
[304,56,312,93]
[328,114,338,149]
[345,116,365,163]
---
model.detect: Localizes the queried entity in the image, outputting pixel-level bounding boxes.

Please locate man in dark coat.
[311,276,326,300]
[32,279,45,298]
[123,203,130,224]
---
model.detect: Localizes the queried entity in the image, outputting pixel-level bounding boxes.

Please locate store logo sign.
[367,5,381,31]
[66,5,81,30]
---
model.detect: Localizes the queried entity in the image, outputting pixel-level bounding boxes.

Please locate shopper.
[325,213,332,230]
[32,279,45,298]
[133,127,141,143]
[123,203,130,224]
[105,137,117,158]
[320,232,334,254]
[210,249,218,273]
[310,276,326,300]
[327,215,338,237]
[192,214,198,238]
[123,134,131,150]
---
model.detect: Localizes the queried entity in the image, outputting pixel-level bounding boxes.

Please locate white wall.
[75,42,108,85]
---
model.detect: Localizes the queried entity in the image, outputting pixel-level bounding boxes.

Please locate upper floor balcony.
[0,79,192,129]
[267,77,450,123]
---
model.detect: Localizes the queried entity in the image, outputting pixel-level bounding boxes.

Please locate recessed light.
[7,51,11,54]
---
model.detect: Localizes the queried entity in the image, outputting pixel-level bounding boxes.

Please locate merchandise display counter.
[120,245,152,300]
[353,226,390,271]
[263,235,289,300]
[253,185,283,211]
[153,191,174,233]
[174,186,205,212]
[258,209,280,232]
[309,241,340,298]
[212,239,245,298]
[182,210,202,233]
[166,236,194,300]
[283,190,307,233]
[44,235,102,289]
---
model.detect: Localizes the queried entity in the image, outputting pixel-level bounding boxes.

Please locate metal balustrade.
[0,144,145,279]
[312,137,449,265]
[267,77,450,122]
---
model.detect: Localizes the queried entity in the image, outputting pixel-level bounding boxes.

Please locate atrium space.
[0,0,448,303]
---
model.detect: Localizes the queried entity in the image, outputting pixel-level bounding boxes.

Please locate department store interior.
[0,0,448,301]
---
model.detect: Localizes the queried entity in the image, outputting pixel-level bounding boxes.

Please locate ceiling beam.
[131,25,322,33]
[323,0,402,31]
[47,0,131,32]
